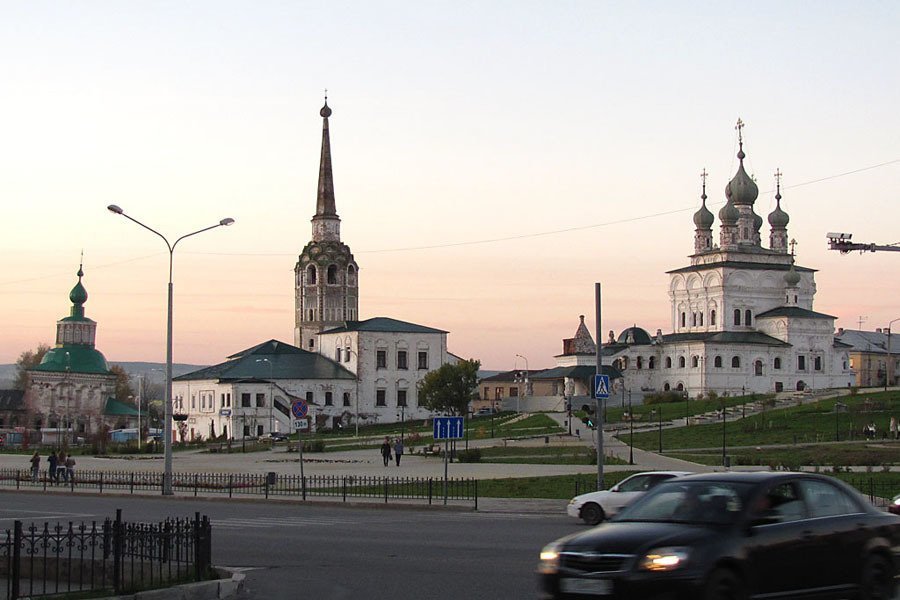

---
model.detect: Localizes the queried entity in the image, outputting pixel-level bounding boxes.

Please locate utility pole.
[594,282,604,491]
[827,233,900,254]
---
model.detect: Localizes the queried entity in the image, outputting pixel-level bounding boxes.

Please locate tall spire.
[315,92,337,217]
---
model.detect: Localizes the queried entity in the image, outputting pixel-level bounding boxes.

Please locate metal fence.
[0,469,479,507]
[0,509,212,599]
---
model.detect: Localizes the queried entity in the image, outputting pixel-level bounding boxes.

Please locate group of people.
[29,450,76,484]
[380,437,404,466]
[862,417,899,440]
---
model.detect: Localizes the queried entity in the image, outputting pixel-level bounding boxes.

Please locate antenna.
[857,315,868,330]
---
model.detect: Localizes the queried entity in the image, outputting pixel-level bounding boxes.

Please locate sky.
[1,1,899,370]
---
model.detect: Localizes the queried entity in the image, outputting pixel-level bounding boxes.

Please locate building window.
[755,360,763,376]
[494,387,502,400]
[307,265,317,284]
[243,425,250,437]
[648,357,656,369]
[691,313,697,327]
[342,392,351,406]
[257,425,264,437]
[256,393,265,407]
[345,347,352,362]
[714,356,723,368]
[509,387,518,397]
[691,356,699,368]
[220,393,225,408]
[483,386,490,399]
[665,357,672,369]
[325,391,333,406]
[376,350,387,369]
[774,357,782,370]
[397,350,408,370]
[734,309,741,326]
[678,356,686,368]
[327,264,338,284]
[664,383,671,391]
[191,395,196,410]
[308,339,314,350]
[710,310,717,326]
[732,356,741,368]
[376,389,386,406]
[418,351,428,370]
[681,312,686,328]
[336,348,342,362]
[699,312,704,326]
[397,389,407,407]
[745,309,752,326]
[798,356,806,371]
[636,357,643,369]
[814,356,822,371]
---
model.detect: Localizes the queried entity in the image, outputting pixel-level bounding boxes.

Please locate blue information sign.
[594,374,610,399]
[433,416,464,440]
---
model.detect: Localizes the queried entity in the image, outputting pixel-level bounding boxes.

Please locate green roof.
[174,339,356,382]
[32,345,110,375]
[755,306,836,320]
[322,317,447,335]
[104,398,139,416]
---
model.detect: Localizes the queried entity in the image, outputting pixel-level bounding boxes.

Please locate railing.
[0,509,211,599]
[0,469,479,507]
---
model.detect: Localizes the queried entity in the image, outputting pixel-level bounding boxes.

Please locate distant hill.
[0,361,207,388]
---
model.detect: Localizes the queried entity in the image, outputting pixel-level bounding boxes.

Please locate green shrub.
[644,391,686,405]
[457,449,482,463]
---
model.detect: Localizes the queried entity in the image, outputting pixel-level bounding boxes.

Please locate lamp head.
[107,205,124,215]
[220,218,235,226]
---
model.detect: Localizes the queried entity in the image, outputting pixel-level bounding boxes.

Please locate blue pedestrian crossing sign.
[594,374,610,399]
[433,416,464,440]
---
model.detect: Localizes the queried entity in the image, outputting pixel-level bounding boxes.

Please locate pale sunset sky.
[1,1,898,370]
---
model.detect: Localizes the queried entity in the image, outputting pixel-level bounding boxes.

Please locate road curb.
[99,568,244,600]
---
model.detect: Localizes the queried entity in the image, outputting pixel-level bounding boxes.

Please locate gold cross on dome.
[735,118,745,143]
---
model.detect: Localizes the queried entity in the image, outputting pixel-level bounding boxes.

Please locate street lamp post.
[721,399,727,468]
[64,352,71,449]
[107,205,234,495]
[256,358,274,436]
[515,354,529,414]
[628,391,634,465]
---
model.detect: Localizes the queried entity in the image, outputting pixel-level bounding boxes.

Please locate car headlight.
[538,542,562,574]
[639,547,690,572]
[893,496,900,506]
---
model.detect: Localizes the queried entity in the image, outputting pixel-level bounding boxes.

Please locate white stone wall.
[28,371,117,433]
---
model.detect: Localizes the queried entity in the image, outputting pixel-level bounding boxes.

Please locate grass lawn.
[476,472,637,499]
[477,445,627,466]
[668,442,900,468]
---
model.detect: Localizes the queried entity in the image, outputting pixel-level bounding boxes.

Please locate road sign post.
[291,400,309,493]
[433,417,464,505]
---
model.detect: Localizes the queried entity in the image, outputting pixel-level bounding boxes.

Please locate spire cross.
[700,168,708,198]
[789,238,797,256]
[735,118,744,144]
[774,168,782,192]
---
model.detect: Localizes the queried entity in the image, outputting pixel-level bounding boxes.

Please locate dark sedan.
[537,472,900,600]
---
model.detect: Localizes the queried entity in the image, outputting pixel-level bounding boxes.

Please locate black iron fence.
[0,509,212,599]
[0,469,479,507]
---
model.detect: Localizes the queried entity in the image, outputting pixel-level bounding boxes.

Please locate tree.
[14,344,51,390]
[109,365,134,403]
[418,359,481,416]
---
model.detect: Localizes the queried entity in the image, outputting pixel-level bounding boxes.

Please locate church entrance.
[796,380,806,391]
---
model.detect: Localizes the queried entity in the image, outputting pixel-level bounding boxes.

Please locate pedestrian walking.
[393,438,404,466]
[57,451,68,483]
[380,437,392,467]
[48,451,58,484]
[29,452,40,482]
[891,416,898,440]
[65,455,76,484]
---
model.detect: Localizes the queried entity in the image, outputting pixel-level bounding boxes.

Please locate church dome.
[616,326,652,345]
[768,195,789,229]
[693,197,714,229]
[718,198,739,225]
[784,264,801,287]
[69,266,88,305]
[34,345,110,374]
[752,209,763,232]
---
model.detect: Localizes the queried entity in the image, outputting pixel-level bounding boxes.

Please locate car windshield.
[616,480,754,525]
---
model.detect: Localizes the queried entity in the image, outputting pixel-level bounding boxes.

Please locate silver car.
[567,471,692,525]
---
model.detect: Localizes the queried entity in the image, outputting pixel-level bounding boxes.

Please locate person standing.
[891,416,898,440]
[393,438,404,466]
[380,437,392,467]
[65,454,76,484]
[48,451,58,484]
[29,452,40,482]
[57,450,68,483]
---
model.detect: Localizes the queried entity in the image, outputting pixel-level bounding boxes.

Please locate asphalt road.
[0,492,578,600]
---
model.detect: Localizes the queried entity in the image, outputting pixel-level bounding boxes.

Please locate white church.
[598,122,854,398]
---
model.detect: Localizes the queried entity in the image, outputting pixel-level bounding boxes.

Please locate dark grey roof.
[834,329,896,354]
[531,365,623,381]
[175,339,356,382]
[756,306,836,320]
[660,331,790,347]
[667,261,816,275]
[0,389,25,412]
[322,317,447,335]
[617,326,653,345]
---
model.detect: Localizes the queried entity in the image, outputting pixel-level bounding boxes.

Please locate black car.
[537,472,900,600]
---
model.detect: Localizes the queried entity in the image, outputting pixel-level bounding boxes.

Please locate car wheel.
[859,554,894,600]
[703,567,746,600]
[580,503,605,526]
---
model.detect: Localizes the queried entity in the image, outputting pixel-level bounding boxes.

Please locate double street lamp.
[107,205,234,495]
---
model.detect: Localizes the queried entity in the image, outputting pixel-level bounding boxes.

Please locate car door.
[743,481,818,596]
[608,474,654,513]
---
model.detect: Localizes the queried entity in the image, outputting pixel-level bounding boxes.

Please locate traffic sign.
[433,416,464,440]
[291,399,309,419]
[594,374,610,399]
[293,419,309,431]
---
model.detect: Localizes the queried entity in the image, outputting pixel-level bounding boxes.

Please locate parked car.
[265,432,289,442]
[567,471,692,525]
[475,407,498,416]
[890,492,900,515]
[539,471,900,600]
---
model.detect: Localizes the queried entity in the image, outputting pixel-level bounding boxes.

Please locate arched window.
[347,265,357,285]
[745,309,752,327]
[734,309,741,326]
[699,312,704,326]
[710,310,717,326]
[814,356,822,371]
[648,357,656,369]
[307,265,317,285]
[636,357,643,369]
[665,357,672,369]
[755,360,763,376]
[678,356,686,368]
[681,312,686,328]
[664,383,671,391]
[731,356,741,368]
[692,313,697,326]
[676,383,684,391]
[327,264,338,284]
[774,357,782,370]
[691,356,699,368]
[714,356,722,368]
